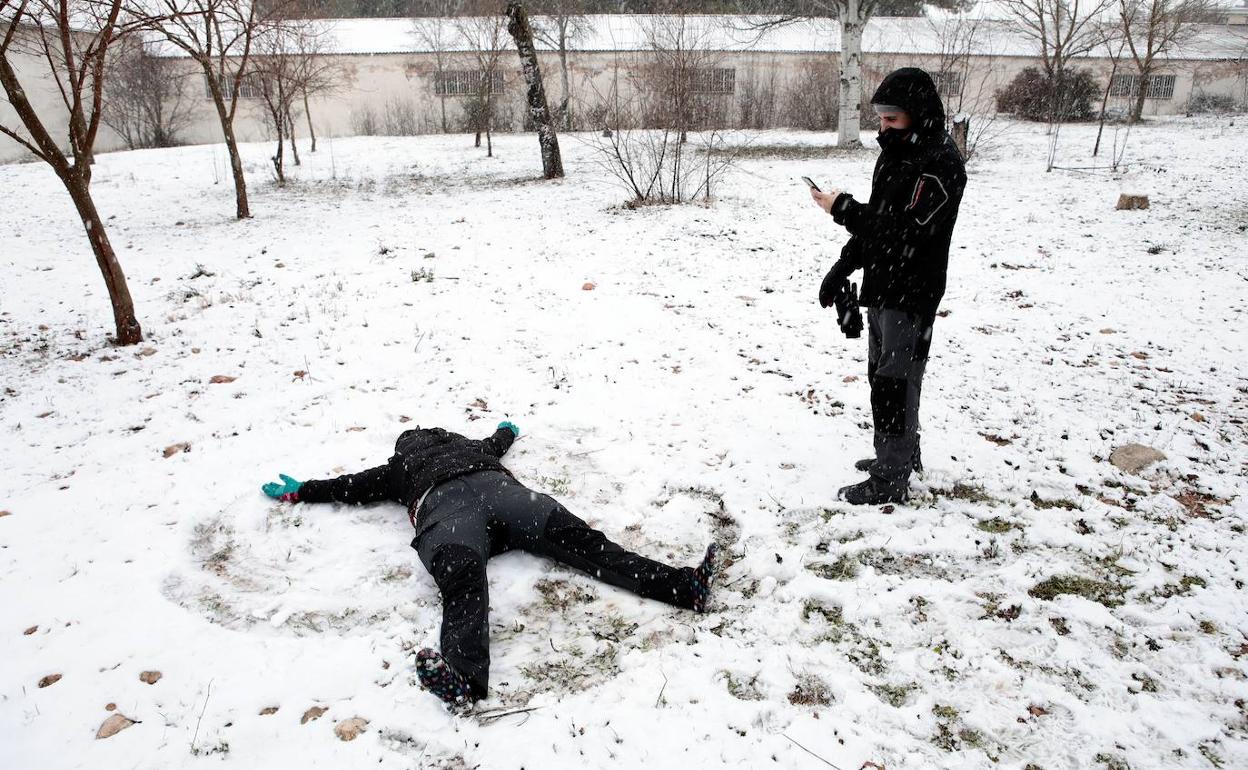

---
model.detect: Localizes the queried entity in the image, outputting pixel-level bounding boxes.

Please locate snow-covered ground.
[1,116,1246,770]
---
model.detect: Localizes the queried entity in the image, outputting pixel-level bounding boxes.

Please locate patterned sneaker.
[415,648,475,707]
[690,543,719,613]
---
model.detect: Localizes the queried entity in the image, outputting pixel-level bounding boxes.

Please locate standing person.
[809,67,967,505]
[261,421,718,708]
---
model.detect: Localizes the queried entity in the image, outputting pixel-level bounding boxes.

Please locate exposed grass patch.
[519,644,619,695]
[721,670,765,701]
[869,681,918,707]
[787,673,834,706]
[933,482,1000,505]
[533,578,597,611]
[807,554,858,581]
[1029,575,1126,607]
[1030,491,1081,510]
[1155,574,1207,599]
[976,517,1021,534]
[712,144,852,161]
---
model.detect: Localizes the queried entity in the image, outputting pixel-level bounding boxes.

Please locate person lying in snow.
[261,421,718,708]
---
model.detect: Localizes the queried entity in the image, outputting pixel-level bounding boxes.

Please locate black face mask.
[877,127,914,150]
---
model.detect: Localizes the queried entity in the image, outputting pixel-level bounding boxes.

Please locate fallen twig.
[782,733,842,769]
[476,706,542,724]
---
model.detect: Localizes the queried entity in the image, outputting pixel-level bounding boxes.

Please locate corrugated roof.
[146,14,1248,62]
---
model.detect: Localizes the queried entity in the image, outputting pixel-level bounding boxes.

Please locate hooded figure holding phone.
[809,67,967,505]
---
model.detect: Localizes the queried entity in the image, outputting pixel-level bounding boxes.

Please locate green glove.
[262,473,303,500]
[498,421,520,438]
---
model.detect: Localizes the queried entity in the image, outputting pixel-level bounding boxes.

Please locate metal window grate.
[435,70,504,97]
[933,71,962,98]
[1109,73,1176,100]
[689,68,735,95]
[204,73,263,100]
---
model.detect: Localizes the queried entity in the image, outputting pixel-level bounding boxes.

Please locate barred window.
[435,70,504,97]
[689,68,735,95]
[1109,74,1176,100]
[205,73,263,100]
[933,71,963,98]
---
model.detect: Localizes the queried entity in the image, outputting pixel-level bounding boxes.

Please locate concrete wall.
[6,33,1244,164]
[1,28,126,164]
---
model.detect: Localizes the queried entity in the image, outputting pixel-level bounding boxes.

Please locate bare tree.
[411,1,464,134]
[529,0,589,129]
[738,2,877,148]
[101,34,194,149]
[1116,0,1216,122]
[1,0,146,344]
[137,0,296,219]
[290,19,344,152]
[1000,0,1116,124]
[640,9,728,143]
[250,22,301,184]
[506,1,563,177]
[927,13,1010,161]
[454,11,508,156]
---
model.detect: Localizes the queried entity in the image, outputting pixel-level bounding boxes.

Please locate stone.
[38,673,62,688]
[334,717,369,742]
[1116,194,1149,210]
[139,670,162,685]
[96,714,136,739]
[301,706,328,724]
[1109,443,1166,475]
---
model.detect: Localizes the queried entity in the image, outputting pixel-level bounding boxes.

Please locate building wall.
[1,28,126,164]
[7,32,1243,164]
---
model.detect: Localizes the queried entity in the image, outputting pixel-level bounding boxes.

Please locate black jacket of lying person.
[261,421,718,708]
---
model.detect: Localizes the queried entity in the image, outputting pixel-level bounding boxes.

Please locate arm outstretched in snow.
[480,422,519,458]
[297,463,395,505]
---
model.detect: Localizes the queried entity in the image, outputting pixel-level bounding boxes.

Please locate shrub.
[996,67,1099,121]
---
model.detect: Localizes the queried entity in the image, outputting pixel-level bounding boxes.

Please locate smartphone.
[801,176,821,192]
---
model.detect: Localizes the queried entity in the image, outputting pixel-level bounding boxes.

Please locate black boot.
[415,648,477,709]
[854,447,923,475]
[837,477,909,505]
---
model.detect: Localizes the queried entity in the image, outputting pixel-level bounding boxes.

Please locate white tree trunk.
[838,0,866,149]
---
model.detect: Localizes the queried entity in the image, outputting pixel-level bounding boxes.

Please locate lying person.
[261,421,718,708]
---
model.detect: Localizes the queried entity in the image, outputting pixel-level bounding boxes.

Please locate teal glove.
[498,421,520,438]
[262,473,303,500]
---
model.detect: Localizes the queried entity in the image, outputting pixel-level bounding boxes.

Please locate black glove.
[818,259,853,308]
[834,281,863,339]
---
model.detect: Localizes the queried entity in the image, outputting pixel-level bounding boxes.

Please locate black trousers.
[412,471,698,697]
[867,307,934,490]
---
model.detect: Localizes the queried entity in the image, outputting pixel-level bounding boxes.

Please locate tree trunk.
[506,1,565,179]
[64,171,143,345]
[205,73,251,219]
[1093,51,1123,157]
[272,122,286,185]
[287,108,301,166]
[559,45,572,130]
[0,53,142,346]
[952,114,969,158]
[303,87,317,152]
[1130,64,1151,123]
[838,0,866,149]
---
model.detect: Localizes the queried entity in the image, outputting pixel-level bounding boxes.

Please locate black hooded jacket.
[297,426,516,510]
[827,67,967,318]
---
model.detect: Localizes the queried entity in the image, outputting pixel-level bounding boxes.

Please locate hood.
[870,67,946,138]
